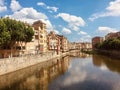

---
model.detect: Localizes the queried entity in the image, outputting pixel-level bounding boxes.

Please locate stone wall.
[0,57,59,89]
[0,52,68,76]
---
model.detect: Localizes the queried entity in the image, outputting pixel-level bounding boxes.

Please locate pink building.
[92,37,104,49]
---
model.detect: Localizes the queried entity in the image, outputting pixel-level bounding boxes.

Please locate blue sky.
[0,0,120,42]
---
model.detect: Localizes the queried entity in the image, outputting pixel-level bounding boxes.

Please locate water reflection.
[70,51,91,58]
[0,56,70,90]
[1,54,120,90]
[49,54,120,90]
[93,55,120,74]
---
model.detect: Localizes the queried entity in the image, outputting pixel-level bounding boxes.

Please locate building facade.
[92,36,104,49]
[69,42,79,50]
[32,20,48,53]
[47,31,69,54]
[105,32,120,40]
[58,35,69,52]
[69,42,92,51]
[80,42,92,50]
[47,31,60,54]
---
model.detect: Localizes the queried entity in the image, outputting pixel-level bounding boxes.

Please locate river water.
[0,53,120,90]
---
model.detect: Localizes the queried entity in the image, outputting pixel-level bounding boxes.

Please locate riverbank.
[81,50,94,54]
[81,49,120,59]
[0,52,69,76]
[93,49,120,59]
[0,56,70,89]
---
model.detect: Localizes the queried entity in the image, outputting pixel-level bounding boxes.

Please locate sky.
[0,0,120,42]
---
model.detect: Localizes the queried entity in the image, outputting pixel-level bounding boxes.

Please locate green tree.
[95,38,120,51]
[0,17,34,49]
[94,42,102,49]
[0,19,11,49]
[24,25,34,42]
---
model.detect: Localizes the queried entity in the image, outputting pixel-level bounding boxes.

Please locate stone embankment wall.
[0,57,62,89]
[0,52,69,76]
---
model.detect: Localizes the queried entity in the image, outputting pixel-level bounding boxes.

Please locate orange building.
[57,35,69,52]
[47,31,60,54]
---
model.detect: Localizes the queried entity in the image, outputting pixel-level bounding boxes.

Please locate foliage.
[0,19,11,49]
[94,38,120,51]
[0,17,34,49]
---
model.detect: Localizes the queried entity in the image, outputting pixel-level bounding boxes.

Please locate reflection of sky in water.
[49,57,120,90]
[62,58,88,86]
[2,55,120,90]
[99,65,108,71]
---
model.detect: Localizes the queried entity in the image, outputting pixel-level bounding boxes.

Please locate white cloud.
[37,2,45,6]
[58,25,62,28]
[44,20,53,31]
[46,6,58,12]
[53,30,59,34]
[0,0,7,13]
[89,0,120,21]
[62,27,72,34]
[98,26,118,34]
[85,35,91,38]
[79,35,92,42]
[0,0,4,5]
[37,2,58,12]
[63,71,87,86]
[7,7,48,21]
[57,13,86,31]
[0,6,7,12]
[10,0,22,12]
[46,25,60,34]
[47,25,60,34]
[77,30,91,42]
[61,61,91,86]
[6,7,53,31]
[78,31,87,35]
[106,0,120,16]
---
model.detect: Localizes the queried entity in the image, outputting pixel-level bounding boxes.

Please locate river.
[0,53,120,90]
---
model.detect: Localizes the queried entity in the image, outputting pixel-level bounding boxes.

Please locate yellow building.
[32,20,48,53]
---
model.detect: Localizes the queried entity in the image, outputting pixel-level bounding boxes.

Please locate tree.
[0,19,11,49]
[0,17,34,50]
[95,38,120,51]
[24,25,34,42]
[94,42,102,49]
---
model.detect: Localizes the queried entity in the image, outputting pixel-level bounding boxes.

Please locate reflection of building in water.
[0,56,70,90]
[0,64,42,90]
[92,55,120,74]
[70,50,91,58]
[92,55,104,67]
[35,56,70,90]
